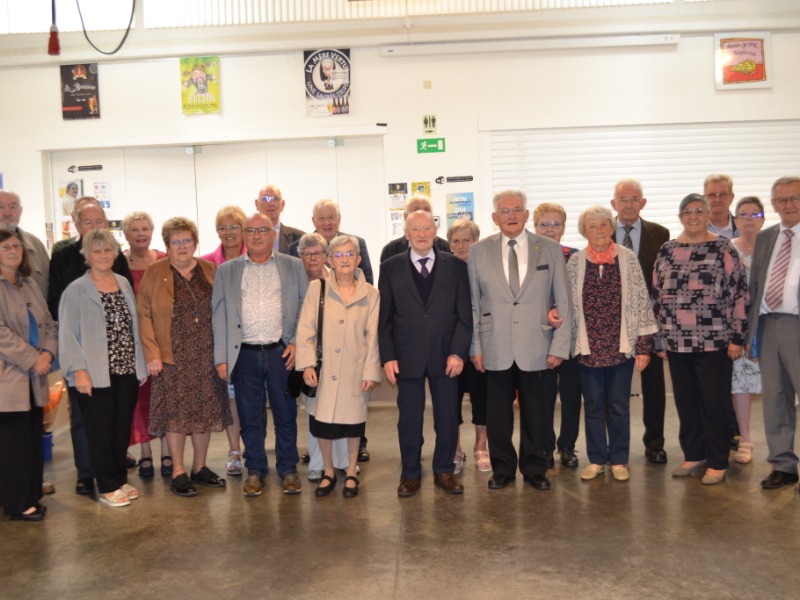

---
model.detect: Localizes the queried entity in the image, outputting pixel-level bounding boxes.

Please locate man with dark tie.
[468,190,571,491]
[379,195,450,263]
[379,210,472,497]
[747,176,800,491]
[610,179,671,464]
[254,184,305,254]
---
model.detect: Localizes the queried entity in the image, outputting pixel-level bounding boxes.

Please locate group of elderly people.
[2,174,793,520]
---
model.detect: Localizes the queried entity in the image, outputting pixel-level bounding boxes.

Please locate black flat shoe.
[138,457,155,478]
[357,447,370,462]
[645,448,668,464]
[315,474,337,497]
[488,474,514,490]
[343,476,360,498]
[559,449,579,468]
[75,478,94,496]
[161,455,173,477]
[11,505,46,521]
[170,473,198,497]
[191,466,227,488]
[301,452,310,464]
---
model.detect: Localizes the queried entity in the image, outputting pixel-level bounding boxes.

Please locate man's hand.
[384,360,400,384]
[471,354,484,373]
[445,355,464,378]
[634,354,650,372]
[547,308,564,329]
[75,369,92,396]
[283,343,296,370]
[215,363,228,381]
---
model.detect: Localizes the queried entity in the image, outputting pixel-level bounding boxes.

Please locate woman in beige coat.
[296,235,380,498]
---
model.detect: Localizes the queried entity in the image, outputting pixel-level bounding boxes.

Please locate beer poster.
[304,49,351,117]
[61,64,100,120]
[181,57,220,114]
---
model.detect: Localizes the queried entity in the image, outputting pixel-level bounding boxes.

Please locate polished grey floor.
[3,388,799,600]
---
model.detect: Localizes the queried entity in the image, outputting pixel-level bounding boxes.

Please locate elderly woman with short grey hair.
[59,229,147,507]
[567,205,657,483]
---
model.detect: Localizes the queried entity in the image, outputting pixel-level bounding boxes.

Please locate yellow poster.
[181,57,220,114]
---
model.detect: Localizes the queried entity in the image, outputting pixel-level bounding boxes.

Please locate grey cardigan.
[58,272,147,388]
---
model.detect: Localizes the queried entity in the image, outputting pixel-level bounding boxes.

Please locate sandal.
[343,475,360,498]
[170,473,197,497]
[735,441,754,464]
[454,451,466,475]
[226,450,243,476]
[138,457,155,478]
[190,466,227,488]
[474,450,492,472]
[161,455,173,477]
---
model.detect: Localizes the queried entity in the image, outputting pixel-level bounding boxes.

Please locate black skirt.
[309,414,365,440]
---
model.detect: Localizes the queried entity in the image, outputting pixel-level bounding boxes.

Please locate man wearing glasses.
[213,212,309,497]
[468,190,571,491]
[747,176,800,491]
[610,179,671,464]
[254,184,305,254]
[704,173,738,238]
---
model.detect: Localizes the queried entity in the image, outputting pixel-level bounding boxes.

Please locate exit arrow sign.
[417,138,446,153]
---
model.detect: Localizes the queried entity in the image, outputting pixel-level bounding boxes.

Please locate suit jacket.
[17,227,49,298]
[278,223,305,254]
[288,231,374,285]
[379,236,451,264]
[212,252,309,378]
[745,224,800,348]
[467,231,571,371]
[378,250,472,378]
[612,218,670,294]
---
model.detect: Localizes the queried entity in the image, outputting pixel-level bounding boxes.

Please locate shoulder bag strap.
[316,279,325,361]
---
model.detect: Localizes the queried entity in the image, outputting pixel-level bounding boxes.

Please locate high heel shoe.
[343,476,360,498]
[315,474,337,497]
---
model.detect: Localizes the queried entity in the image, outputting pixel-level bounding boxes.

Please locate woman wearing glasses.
[729,197,766,464]
[201,206,247,477]
[296,235,380,498]
[137,217,231,497]
[652,194,748,485]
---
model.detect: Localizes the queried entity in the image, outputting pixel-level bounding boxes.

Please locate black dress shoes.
[488,474,514,490]
[645,448,668,464]
[524,474,551,491]
[760,470,799,489]
[546,454,555,469]
[559,449,579,468]
[75,478,94,496]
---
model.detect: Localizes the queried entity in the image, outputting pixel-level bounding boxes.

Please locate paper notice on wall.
[389,209,405,237]
[57,180,83,240]
[388,182,407,209]
[445,192,475,228]
[92,182,112,213]
[411,181,430,197]
[304,49,351,117]
[181,57,220,114]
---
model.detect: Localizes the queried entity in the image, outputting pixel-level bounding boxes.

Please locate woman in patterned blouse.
[651,194,749,485]
[567,206,657,482]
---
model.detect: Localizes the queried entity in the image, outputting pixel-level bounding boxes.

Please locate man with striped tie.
[611,179,670,464]
[747,176,800,491]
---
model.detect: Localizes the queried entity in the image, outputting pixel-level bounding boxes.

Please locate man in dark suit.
[379,196,450,263]
[610,178,671,464]
[747,176,800,491]
[379,210,472,497]
[255,184,304,254]
[468,190,571,491]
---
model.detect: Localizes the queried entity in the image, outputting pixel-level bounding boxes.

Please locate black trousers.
[667,350,732,470]
[74,374,138,494]
[457,358,488,426]
[0,399,43,516]
[641,352,667,451]
[487,363,556,478]
[542,356,582,453]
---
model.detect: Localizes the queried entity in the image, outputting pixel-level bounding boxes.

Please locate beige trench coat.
[296,274,381,425]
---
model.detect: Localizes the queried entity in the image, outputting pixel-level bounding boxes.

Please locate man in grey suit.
[610,179,671,464]
[468,190,571,491]
[746,176,800,491]
[255,184,305,254]
[213,212,309,497]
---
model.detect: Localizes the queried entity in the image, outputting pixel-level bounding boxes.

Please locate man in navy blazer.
[468,190,571,491]
[213,212,308,497]
[379,210,472,497]
[254,184,305,254]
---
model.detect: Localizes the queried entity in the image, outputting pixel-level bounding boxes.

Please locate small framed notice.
[714,32,772,90]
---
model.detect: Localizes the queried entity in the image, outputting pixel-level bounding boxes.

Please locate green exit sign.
[417,138,446,153]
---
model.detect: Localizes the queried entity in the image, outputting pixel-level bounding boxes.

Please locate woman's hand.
[303,366,318,388]
[727,342,743,362]
[75,370,93,396]
[32,352,52,376]
[634,354,651,372]
[148,359,163,377]
[361,380,375,392]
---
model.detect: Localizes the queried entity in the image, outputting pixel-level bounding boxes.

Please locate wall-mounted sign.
[304,49,351,117]
[61,64,100,120]
[418,138,445,154]
[714,32,772,90]
[181,57,220,114]
[423,115,437,135]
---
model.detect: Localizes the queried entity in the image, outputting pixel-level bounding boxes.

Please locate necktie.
[623,226,634,250]
[418,257,430,278]
[508,239,519,296]
[764,230,795,311]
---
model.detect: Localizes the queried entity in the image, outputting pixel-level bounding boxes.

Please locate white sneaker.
[580,464,605,480]
[308,470,323,482]
[99,489,131,507]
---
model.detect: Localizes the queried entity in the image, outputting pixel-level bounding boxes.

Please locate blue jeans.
[232,345,298,479]
[579,359,634,466]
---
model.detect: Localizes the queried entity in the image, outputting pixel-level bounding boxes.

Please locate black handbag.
[301,279,325,398]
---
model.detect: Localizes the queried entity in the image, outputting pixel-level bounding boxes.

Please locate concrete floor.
[3,388,800,600]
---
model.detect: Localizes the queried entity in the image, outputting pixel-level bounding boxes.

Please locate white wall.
[1,31,799,253]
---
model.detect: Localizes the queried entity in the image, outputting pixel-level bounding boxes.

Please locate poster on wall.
[714,32,772,90]
[58,179,83,239]
[181,57,220,114]
[304,49,351,117]
[411,181,431,197]
[445,192,475,228]
[61,64,100,120]
[388,182,407,209]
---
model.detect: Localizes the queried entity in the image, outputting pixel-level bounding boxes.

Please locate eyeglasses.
[216,224,241,233]
[301,251,325,259]
[0,242,22,252]
[332,251,356,259]
[773,195,800,206]
[169,238,194,247]
[736,212,764,220]
[496,207,526,217]
[537,221,562,228]
[680,207,708,216]
[244,227,272,235]
[259,196,281,203]
[616,197,642,206]
[705,192,731,201]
